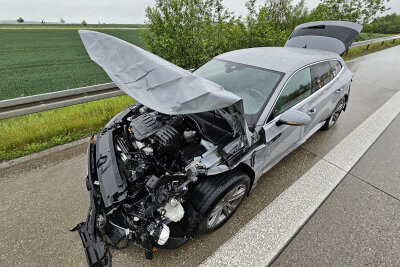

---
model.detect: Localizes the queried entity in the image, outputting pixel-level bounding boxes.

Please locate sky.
[1,0,399,24]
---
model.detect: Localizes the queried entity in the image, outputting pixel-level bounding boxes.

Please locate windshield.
[194,59,283,124]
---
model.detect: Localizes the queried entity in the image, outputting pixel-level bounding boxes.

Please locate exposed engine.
[116,105,208,181]
[76,102,239,264]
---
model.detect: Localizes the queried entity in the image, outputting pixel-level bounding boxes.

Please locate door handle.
[267,133,282,145]
[307,108,316,115]
[335,88,343,94]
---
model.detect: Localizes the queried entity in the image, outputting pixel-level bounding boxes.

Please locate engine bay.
[73,102,241,265]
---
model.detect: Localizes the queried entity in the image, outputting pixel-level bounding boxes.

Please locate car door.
[303,60,345,135]
[261,67,313,172]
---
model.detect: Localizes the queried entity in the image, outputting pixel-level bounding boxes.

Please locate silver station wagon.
[73,20,362,266]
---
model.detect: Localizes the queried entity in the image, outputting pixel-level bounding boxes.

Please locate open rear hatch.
[285,21,363,55]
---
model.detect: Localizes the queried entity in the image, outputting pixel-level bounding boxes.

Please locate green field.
[355,32,394,41]
[0,29,145,100]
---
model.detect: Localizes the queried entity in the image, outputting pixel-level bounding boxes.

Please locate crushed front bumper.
[71,178,110,267]
[73,135,197,266]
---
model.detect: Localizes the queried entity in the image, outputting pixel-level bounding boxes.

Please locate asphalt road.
[1,45,399,267]
[273,114,400,266]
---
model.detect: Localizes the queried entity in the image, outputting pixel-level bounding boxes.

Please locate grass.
[0,29,145,100]
[0,95,135,161]
[342,38,400,60]
[355,32,394,42]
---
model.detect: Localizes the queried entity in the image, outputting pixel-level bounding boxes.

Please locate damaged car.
[73,20,362,266]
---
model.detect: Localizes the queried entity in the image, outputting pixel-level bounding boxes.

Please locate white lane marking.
[201,90,400,267]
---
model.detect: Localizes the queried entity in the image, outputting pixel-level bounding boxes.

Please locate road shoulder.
[273,115,400,266]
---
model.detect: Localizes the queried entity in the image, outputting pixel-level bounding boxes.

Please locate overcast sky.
[1,0,399,24]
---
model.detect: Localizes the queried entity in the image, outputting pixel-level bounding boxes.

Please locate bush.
[363,13,400,34]
[141,0,309,69]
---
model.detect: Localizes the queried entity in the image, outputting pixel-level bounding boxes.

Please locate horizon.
[1,0,399,24]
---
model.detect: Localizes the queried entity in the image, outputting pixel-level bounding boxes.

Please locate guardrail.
[348,34,400,49]
[1,35,400,120]
[0,83,121,120]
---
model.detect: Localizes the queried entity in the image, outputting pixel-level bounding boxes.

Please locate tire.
[321,97,346,130]
[190,170,251,233]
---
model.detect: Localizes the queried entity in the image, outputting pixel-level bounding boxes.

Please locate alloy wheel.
[207,182,247,228]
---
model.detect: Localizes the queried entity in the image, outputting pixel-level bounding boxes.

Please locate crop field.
[356,32,394,41]
[0,28,145,100]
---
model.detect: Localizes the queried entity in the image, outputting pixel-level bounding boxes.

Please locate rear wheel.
[321,97,346,130]
[191,170,250,233]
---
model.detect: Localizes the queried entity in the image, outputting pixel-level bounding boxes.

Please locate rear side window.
[330,60,342,77]
[311,62,331,93]
[273,67,311,117]
[310,61,342,93]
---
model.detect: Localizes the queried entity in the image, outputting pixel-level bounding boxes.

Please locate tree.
[314,0,390,24]
[307,4,333,21]
[41,19,45,24]
[245,0,309,47]
[364,13,400,33]
[141,0,311,68]
[82,20,87,26]
[141,0,244,69]
[60,17,65,23]
[17,17,24,23]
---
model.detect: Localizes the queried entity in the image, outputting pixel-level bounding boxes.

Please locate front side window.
[273,67,311,117]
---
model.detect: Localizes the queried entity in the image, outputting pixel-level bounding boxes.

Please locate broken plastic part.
[164,198,185,222]
[157,224,170,246]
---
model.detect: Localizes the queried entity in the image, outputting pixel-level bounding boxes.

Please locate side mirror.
[276,109,311,126]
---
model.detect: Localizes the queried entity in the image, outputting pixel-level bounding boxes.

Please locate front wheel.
[191,170,251,233]
[321,97,346,130]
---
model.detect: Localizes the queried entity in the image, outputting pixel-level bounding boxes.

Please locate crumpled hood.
[79,30,243,115]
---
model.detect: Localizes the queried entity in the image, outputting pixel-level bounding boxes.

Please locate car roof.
[215,47,342,74]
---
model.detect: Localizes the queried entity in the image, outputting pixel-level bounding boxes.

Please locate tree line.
[16,17,87,25]
[141,0,393,69]
[364,13,400,33]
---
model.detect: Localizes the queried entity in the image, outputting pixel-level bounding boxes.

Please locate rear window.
[290,25,359,48]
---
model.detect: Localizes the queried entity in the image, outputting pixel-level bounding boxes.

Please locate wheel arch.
[235,162,256,196]
[343,87,350,111]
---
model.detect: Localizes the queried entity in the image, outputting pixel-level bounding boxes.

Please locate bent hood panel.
[79,30,242,115]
